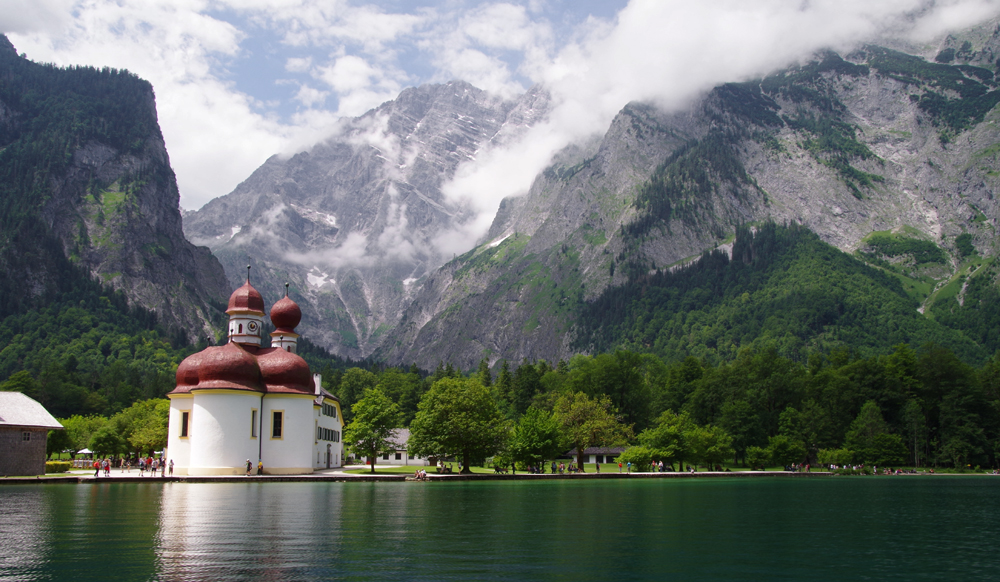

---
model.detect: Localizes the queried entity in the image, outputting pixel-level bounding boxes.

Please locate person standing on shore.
[246,459,252,476]
[169,459,174,476]
[257,460,263,475]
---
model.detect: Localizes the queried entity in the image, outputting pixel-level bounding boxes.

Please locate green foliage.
[344,387,401,473]
[409,377,507,472]
[767,434,807,466]
[46,427,73,458]
[863,232,946,264]
[745,446,770,470]
[616,445,655,472]
[864,45,1000,137]
[576,223,985,366]
[45,461,71,473]
[955,233,976,258]
[639,410,695,467]
[817,448,854,466]
[508,406,562,469]
[553,391,633,470]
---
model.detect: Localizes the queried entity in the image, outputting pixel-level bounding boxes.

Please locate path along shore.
[3,469,837,484]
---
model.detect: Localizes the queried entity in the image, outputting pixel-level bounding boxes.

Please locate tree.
[477,359,492,387]
[617,445,655,472]
[845,400,906,465]
[745,446,769,470]
[344,388,401,473]
[552,392,632,471]
[496,360,513,403]
[508,406,561,470]
[639,410,694,470]
[767,435,807,467]
[61,414,107,453]
[46,427,72,458]
[409,378,506,473]
[511,359,541,416]
[688,424,734,469]
[337,368,378,422]
[89,424,124,457]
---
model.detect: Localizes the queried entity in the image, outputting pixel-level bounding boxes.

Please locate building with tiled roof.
[0,392,63,476]
[166,276,343,475]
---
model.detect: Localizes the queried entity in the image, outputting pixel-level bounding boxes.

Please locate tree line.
[338,341,1000,472]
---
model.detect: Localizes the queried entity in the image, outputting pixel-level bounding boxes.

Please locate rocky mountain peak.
[184,80,549,358]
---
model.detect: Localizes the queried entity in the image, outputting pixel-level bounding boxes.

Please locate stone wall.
[0,427,48,476]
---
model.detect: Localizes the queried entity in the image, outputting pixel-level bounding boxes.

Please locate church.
[166,275,343,475]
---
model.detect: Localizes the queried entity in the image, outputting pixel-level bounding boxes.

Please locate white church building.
[166,277,343,475]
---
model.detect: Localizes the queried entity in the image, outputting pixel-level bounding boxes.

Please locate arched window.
[238,324,243,334]
[286,346,291,352]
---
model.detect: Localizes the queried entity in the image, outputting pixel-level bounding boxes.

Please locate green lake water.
[0,476,998,581]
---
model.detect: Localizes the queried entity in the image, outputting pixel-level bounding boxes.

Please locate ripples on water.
[0,477,997,581]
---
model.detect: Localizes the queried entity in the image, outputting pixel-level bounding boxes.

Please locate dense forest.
[576,223,990,365]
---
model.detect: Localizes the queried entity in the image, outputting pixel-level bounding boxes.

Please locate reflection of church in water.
[166,273,343,475]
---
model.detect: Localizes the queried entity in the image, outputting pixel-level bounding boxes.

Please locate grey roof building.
[0,392,63,476]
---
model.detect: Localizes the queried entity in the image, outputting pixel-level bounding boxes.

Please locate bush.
[616,446,655,472]
[745,446,770,470]
[45,461,71,473]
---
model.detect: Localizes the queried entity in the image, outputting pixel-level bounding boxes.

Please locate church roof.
[226,280,265,314]
[0,392,63,430]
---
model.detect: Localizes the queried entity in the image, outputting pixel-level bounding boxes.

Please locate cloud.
[431,0,1000,253]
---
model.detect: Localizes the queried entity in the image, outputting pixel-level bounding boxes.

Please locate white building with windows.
[166,278,343,475]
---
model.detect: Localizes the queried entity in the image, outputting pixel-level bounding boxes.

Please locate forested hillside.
[0,36,231,417]
[575,222,991,365]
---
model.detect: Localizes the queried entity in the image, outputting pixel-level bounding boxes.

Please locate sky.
[2,0,999,221]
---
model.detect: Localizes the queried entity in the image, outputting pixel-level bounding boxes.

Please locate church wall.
[187,391,263,476]
[261,395,314,474]
[166,397,192,474]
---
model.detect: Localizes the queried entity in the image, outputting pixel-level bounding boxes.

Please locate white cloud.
[431,0,1000,254]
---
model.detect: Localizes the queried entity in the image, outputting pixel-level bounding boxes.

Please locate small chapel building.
[166,277,343,475]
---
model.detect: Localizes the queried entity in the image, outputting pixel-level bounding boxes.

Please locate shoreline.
[5,470,995,485]
[5,470,832,484]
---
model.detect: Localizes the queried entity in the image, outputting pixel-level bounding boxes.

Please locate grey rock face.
[42,134,231,341]
[184,81,549,358]
[379,47,1000,371]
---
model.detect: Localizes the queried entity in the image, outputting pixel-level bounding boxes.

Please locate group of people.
[412,469,428,480]
[245,459,264,476]
[91,456,173,477]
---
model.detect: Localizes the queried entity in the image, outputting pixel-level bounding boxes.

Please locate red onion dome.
[257,347,313,393]
[175,351,204,387]
[270,294,301,332]
[192,343,264,392]
[226,280,265,314]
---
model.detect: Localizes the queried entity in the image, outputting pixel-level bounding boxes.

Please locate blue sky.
[2,0,998,212]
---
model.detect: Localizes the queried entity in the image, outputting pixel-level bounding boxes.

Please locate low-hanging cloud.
[2,0,998,241]
[433,0,1000,255]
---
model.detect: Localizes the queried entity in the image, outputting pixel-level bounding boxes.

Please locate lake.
[0,476,998,581]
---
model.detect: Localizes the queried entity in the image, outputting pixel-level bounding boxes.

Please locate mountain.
[183,81,548,358]
[379,34,1000,370]
[0,35,229,341]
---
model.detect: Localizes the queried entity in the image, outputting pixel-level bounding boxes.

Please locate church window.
[251,409,258,437]
[180,411,190,438]
[271,411,283,439]
[238,324,243,334]
[286,347,290,352]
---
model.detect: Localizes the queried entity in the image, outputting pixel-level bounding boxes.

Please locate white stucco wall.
[313,398,343,470]
[167,396,192,474]
[261,395,314,474]
[187,391,263,476]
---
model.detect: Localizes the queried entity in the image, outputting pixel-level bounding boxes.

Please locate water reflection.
[0,486,52,581]
[1,478,998,581]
